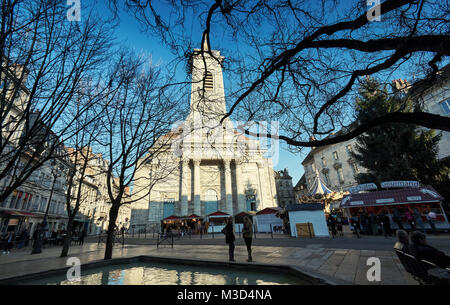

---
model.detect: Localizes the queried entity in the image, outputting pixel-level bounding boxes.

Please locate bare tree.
[0,1,115,204]
[111,0,449,150]
[96,50,183,260]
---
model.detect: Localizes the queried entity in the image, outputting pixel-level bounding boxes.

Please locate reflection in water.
[22,262,305,285]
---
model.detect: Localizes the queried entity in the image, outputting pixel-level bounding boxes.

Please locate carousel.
[300,172,348,215]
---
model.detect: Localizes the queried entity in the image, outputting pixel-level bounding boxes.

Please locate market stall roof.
[340,186,443,208]
[286,203,323,212]
[163,215,180,220]
[308,172,334,196]
[256,207,283,215]
[2,210,36,217]
[207,211,230,218]
[187,214,200,219]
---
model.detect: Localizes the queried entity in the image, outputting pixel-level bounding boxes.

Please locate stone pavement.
[0,241,419,285]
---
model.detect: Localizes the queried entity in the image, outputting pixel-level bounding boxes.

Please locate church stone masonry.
[130,40,278,230]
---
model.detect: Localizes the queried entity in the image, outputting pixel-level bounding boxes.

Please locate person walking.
[79,229,86,245]
[221,217,235,261]
[4,231,15,254]
[336,214,343,237]
[392,207,404,230]
[405,209,416,231]
[351,214,360,238]
[412,208,425,233]
[382,212,391,238]
[328,215,337,238]
[426,209,437,234]
[242,216,253,262]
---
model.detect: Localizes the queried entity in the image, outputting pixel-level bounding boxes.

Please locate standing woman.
[242,216,253,262]
[222,217,235,261]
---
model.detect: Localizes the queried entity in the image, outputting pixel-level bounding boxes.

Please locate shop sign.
[376,198,395,204]
[407,196,422,201]
[381,181,419,189]
[350,201,364,206]
[349,183,377,194]
[8,218,19,226]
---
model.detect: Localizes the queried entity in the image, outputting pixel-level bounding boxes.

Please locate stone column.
[256,161,265,211]
[235,161,246,212]
[224,159,233,215]
[193,159,201,216]
[180,160,189,216]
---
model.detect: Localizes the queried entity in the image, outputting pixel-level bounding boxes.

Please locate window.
[321,157,326,167]
[332,151,339,160]
[337,168,345,184]
[204,71,214,91]
[346,145,353,154]
[440,99,450,115]
[350,162,359,175]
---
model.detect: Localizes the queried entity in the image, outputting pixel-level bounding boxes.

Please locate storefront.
[0,210,37,234]
[340,185,450,230]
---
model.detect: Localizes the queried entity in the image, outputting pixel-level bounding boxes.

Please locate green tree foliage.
[351,77,450,202]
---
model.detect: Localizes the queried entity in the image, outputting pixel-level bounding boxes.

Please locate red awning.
[163,215,180,220]
[3,210,36,217]
[187,214,200,219]
[340,186,443,208]
[256,207,282,215]
[207,211,230,217]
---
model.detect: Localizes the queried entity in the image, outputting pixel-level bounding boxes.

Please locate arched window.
[204,189,218,215]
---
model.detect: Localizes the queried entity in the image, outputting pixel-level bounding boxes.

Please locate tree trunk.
[104,204,120,260]
[60,217,75,257]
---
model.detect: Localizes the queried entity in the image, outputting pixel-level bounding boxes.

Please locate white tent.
[287,203,329,237]
[255,207,283,233]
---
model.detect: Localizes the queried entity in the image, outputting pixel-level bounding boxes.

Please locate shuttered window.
[204,71,214,91]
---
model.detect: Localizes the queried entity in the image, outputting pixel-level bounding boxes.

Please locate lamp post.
[31,161,63,254]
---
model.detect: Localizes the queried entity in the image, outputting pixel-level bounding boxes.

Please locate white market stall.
[255,207,283,233]
[206,211,230,233]
[287,203,329,237]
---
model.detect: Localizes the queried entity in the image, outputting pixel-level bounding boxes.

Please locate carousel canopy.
[309,172,334,196]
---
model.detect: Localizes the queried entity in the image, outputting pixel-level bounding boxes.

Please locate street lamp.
[31,160,64,254]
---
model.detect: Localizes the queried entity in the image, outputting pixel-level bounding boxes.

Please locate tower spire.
[202,32,209,52]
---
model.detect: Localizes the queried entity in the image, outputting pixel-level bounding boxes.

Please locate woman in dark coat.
[222,217,235,261]
[242,216,253,262]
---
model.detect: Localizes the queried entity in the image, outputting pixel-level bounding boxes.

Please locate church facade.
[130,42,278,230]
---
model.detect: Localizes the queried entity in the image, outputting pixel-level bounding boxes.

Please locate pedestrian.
[242,216,253,262]
[17,228,28,249]
[336,214,343,237]
[351,214,360,238]
[79,229,86,245]
[392,207,404,230]
[413,207,425,233]
[221,217,235,261]
[409,231,450,268]
[382,212,391,238]
[369,212,377,236]
[3,231,15,254]
[328,215,337,238]
[426,209,437,234]
[405,209,416,230]
[394,229,410,253]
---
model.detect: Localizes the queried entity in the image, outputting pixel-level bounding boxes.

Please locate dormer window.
[204,71,214,91]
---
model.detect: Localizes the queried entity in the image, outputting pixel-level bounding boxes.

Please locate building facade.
[131,41,278,231]
[301,133,366,193]
[274,168,295,208]
[409,64,450,161]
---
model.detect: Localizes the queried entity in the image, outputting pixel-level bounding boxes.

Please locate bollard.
[144,228,146,239]
[238,225,241,238]
[270,223,273,239]
[212,225,214,239]
[254,224,257,239]
[132,228,134,238]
